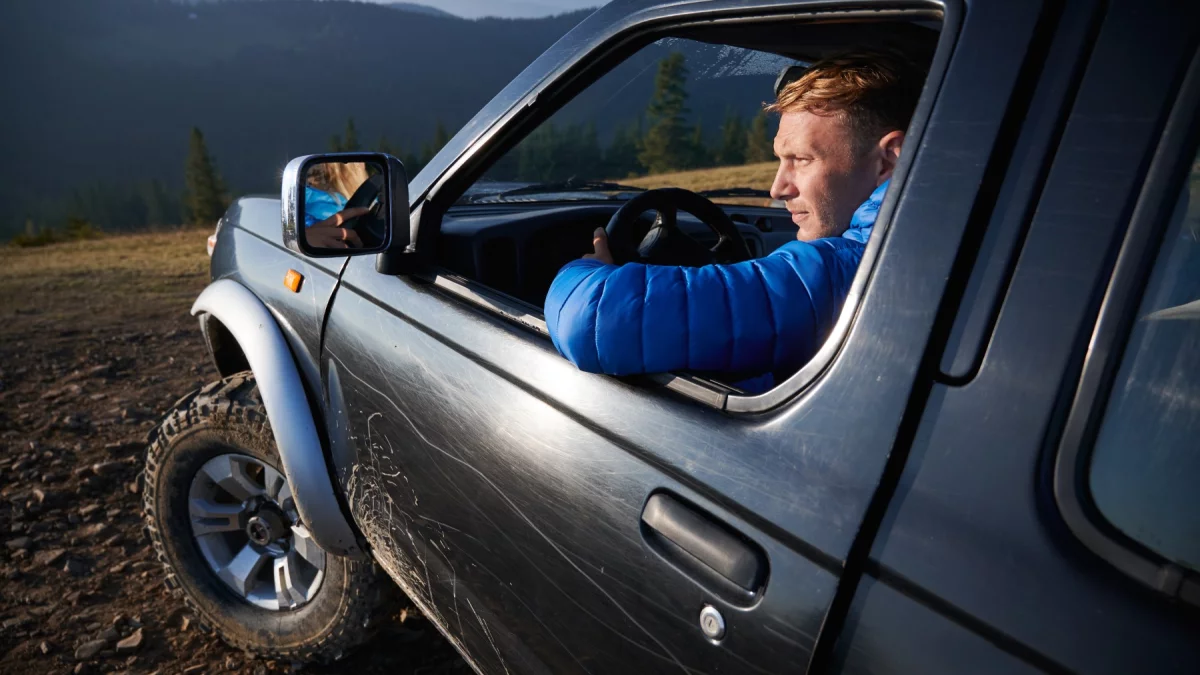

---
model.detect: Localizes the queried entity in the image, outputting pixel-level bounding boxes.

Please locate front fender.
[191,279,363,558]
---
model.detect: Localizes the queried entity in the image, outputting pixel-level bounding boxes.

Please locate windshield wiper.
[696,187,774,198]
[492,179,647,200]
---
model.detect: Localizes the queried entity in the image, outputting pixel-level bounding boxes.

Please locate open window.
[422,11,943,404]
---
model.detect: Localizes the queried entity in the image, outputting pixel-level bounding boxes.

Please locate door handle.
[641,493,766,592]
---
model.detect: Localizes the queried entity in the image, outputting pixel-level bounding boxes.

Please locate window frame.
[410,2,959,412]
[1053,46,1200,608]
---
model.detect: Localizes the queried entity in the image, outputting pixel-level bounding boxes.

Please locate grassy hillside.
[623,162,779,206]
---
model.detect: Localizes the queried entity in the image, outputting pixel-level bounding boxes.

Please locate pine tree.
[639,53,692,174]
[687,120,711,169]
[432,121,450,152]
[183,127,227,227]
[342,117,360,151]
[716,110,747,166]
[421,121,451,166]
[745,110,775,163]
[603,118,644,178]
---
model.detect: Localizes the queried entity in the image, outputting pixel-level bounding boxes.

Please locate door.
[319,0,1052,672]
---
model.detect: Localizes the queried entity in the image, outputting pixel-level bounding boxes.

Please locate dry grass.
[622,161,779,206]
[0,228,211,338]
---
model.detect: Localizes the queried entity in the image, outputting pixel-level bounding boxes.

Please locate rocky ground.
[0,231,466,674]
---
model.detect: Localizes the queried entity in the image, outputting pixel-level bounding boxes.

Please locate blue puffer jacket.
[304,186,346,227]
[544,181,887,388]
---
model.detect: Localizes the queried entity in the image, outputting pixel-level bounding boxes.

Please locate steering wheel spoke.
[606,188,752,266]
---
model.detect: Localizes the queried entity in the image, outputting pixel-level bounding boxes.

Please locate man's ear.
[876,130,905,185]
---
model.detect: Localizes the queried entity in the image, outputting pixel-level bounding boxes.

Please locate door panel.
[322,277,834,673]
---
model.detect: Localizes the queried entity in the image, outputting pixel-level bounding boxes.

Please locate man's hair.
[766,49,924,153]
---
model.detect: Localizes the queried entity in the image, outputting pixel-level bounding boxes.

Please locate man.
[544,51,923,391]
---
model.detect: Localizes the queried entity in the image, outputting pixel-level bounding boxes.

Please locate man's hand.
[582,227,615,265]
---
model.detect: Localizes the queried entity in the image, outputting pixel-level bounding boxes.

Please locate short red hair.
[767,50,923,151]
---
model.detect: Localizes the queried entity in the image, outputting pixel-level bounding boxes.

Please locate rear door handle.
[641,493,766,592]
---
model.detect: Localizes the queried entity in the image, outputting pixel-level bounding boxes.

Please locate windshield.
[455,38,801,207]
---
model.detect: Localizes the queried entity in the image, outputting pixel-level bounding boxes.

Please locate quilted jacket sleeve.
[544,238,864,378]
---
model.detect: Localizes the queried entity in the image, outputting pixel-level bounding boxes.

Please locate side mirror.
[281,153,409,258]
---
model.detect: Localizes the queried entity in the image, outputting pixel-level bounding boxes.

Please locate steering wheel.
[341,172,387,248]
[605,188,753,266]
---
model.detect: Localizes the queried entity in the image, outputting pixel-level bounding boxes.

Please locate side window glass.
[1088,148,1200,570]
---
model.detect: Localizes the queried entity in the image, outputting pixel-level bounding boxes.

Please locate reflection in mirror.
[302,158,386,252]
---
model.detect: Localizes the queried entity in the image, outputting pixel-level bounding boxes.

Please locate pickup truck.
[141,0,1200,672]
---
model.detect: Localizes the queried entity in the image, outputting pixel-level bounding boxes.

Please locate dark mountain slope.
[0,0,592,235]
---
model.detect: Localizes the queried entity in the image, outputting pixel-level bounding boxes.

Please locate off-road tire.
[142,372,395,663]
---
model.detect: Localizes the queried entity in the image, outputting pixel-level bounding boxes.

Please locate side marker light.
[284,269,304,293]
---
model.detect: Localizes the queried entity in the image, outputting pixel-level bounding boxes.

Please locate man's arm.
[544,238,859,378]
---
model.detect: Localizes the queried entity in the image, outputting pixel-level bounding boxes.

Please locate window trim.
[412,2,960,412]
[1053,46,1200,608]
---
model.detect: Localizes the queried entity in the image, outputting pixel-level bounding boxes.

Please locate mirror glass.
[301,158,387,252]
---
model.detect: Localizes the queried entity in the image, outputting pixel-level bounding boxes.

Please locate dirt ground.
[0,230,466,674]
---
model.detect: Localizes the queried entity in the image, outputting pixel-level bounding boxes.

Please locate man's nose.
[769,162,795,201]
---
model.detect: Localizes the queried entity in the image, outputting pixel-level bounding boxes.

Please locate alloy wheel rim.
[188,453,325,611]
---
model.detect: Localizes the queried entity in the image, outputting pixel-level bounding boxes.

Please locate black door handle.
[641,493,766,592]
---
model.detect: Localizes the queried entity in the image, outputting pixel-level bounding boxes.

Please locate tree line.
[16,52,770,242]
[491,52,775,183]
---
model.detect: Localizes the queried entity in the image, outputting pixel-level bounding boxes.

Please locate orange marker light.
[284,269,304,293]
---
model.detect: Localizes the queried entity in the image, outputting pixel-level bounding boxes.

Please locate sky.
[363,0,604,19]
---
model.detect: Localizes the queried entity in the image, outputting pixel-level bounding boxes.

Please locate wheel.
[141,372,395,663]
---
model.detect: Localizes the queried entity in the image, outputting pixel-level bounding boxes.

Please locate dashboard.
[437,201,799,308]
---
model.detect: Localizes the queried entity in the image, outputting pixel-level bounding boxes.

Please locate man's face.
[769,110,884,241]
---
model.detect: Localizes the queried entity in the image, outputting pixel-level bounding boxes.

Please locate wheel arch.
[191,278,365,559]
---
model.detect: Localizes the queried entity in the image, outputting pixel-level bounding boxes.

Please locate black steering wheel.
[342,172,387,248]
[605,188,753,266]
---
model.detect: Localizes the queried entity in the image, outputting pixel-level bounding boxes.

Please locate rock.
[115,628,142,654]
[34,548,66,567]
[5,537,32,551]
[68,513,81,525]
[91,461,122,477]
[101,534,123,548]
[60,413,90,432]
[74,639,107,660]
[179,616,191,632]
[104,441,143,456]
[183,665,205,674]
[109,562,128,574]
[79,504,102,518]
[126,480,140,495]
[63,558,87,576]
[39,640,52,655]
[79,523,111,540]
[73,663,86,674]
[98,627,120,642]
[40,384,83,401]
[32,488,61,507]
[110,614,125,626]
[104,508,122,520]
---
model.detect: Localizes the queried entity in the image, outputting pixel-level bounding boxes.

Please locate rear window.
[1087,148,1200,571]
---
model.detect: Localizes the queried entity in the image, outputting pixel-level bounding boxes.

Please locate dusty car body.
[166,0,1200,672]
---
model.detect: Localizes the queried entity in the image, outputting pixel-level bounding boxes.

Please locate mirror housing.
[282,153,409,258]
